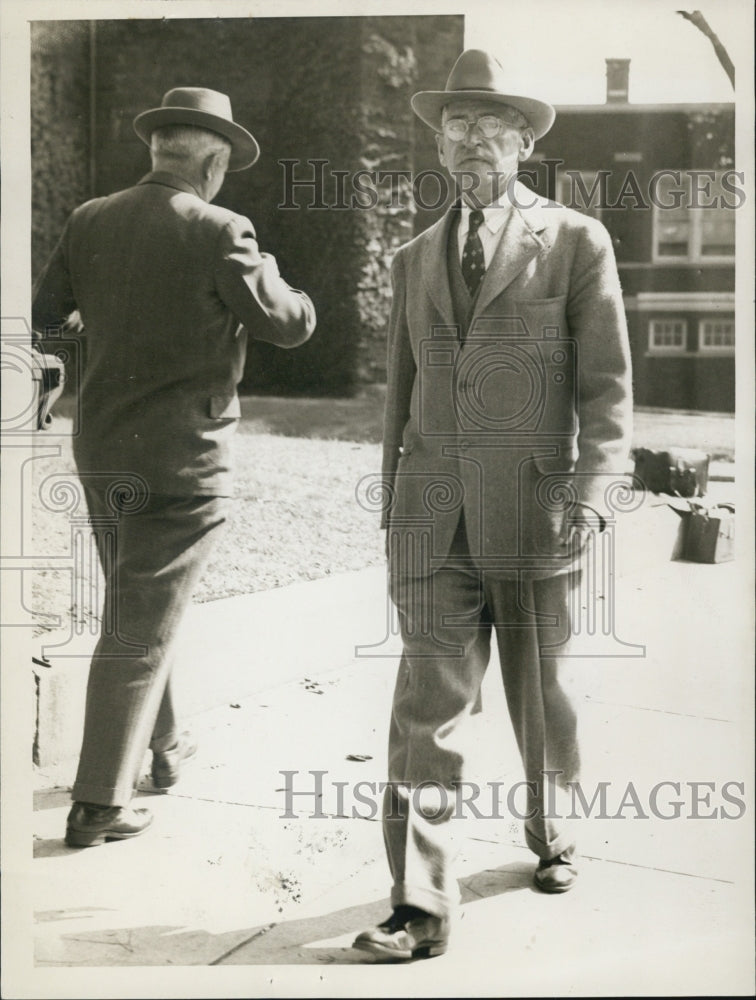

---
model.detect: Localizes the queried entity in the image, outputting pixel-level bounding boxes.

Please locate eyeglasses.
[441,115,522,141]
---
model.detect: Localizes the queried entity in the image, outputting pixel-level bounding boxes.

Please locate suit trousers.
[384,516,581,919]
[72,484,229,807]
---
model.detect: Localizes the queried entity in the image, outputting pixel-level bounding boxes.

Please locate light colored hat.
[133,87,260,171]
[411,49,555,140]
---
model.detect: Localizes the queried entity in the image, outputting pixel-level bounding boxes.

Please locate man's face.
[436,99,534,206]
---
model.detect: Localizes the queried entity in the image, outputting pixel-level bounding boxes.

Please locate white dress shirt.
[456,197,514,267]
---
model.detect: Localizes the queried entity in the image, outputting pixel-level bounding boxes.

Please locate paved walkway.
[10,512,755,997]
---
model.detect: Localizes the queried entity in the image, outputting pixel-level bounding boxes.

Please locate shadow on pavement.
[34,863,533,966]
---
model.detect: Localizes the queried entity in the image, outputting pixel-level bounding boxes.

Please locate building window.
[699,318,735,353]
[648,319,687,353]
[653,172,735,261]
[557,170,603,220]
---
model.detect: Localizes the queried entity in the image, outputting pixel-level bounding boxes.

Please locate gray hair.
[150,125,232,166]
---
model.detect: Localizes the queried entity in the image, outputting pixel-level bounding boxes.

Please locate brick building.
[527,60,736,412]
[32,28,735,410]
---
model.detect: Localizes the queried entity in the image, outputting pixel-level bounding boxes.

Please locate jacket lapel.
[473,182,549,317]
[421,209,458,323]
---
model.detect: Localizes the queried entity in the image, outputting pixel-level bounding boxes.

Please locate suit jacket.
[382,181,632,578]
[32,171,316,497]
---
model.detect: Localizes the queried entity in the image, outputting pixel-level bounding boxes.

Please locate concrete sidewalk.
[19,529,754,997]
[31,477,739,769]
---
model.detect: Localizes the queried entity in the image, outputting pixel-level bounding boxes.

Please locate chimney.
[606,58,630,103]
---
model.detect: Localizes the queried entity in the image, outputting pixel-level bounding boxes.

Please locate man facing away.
[354,50,632,959]
[33,87,315,847]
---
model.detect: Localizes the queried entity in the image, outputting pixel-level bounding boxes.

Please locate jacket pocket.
[510,295,568,337]
[522,457,572,555]
[511,295,568,307]
[208,395,241,420]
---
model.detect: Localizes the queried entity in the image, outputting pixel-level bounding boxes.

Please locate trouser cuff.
[390,883,454,920]
[149,731,179,753]
[70,782,133,809]
[525,825,576,862]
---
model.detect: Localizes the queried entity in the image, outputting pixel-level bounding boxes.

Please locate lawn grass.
[239,388,735,461]
[198,433,383,602]
[30,410,385,633]
[30,391,734,634]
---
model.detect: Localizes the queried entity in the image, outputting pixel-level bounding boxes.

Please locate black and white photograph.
[1,0,754,996]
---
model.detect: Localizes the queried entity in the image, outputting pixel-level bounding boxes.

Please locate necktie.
[461,209,486,297]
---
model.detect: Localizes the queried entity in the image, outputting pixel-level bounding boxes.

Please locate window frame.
[647,318,688,355]
[698,317,735,355]
[652,171,735,263]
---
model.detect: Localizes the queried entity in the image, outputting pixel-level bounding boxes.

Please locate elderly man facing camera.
[354,50,632,959]
[33,88,315,847]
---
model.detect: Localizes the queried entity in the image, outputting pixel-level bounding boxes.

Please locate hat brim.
[133,107,260,171]
[411,90,555,140]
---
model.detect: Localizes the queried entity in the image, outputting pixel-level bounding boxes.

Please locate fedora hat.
[133,87,260,171]
[411,49,555,140]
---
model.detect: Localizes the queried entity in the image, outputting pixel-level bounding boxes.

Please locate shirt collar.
[459,192,514,236]
[138,171,203,198]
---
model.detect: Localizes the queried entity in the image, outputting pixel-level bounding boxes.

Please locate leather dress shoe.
[65,802,154,848]
[151,731,197,789]
[353,906,450,960]
[533,848,578,893]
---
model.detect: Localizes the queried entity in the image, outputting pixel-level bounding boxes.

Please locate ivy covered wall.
[31,21,90,280]
[31,15,463,394]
